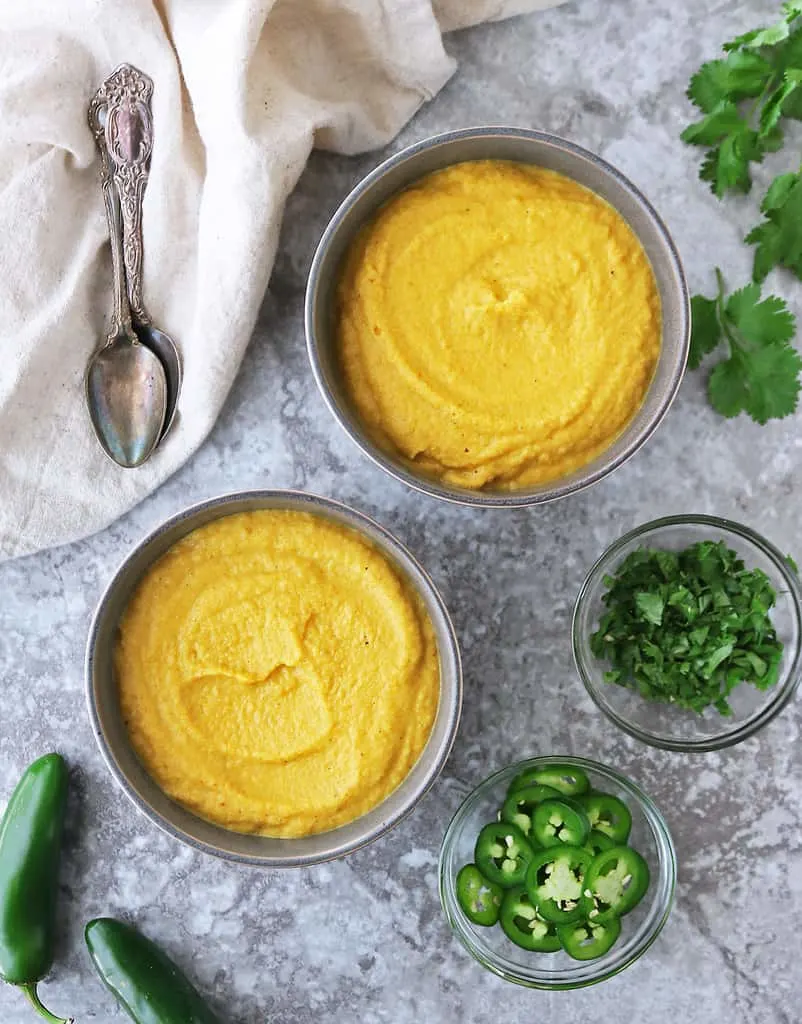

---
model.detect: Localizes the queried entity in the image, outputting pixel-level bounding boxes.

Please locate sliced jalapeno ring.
[578,793,632,844]
[525,846,593,924]
[456,865,504,927]
[500,785,560,837]
[580,846,650,923]
[583,829,616,858]
[531,798,590,849]
[509,764,590,797]
[474,822,536,889]
[499,886,561,952]
[557,916,622,961]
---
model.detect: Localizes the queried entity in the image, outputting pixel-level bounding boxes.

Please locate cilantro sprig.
[682,2,802,199]
[690,269,801,423]
[683,4,802,422]
[746,168,802,281]
[590,541,784,716]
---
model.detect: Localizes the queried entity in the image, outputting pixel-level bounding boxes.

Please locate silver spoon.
[106,65,182,439]
[87,77,167,468]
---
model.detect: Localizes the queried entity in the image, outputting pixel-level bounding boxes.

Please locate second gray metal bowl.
[85,490,462,866]
[305,126,690,508]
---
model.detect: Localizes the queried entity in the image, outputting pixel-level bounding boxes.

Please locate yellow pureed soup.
[115,510,440,838]
[336,160,662,490]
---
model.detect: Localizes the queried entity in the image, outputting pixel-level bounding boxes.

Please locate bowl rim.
[304,124,691,509]
[572,513,802,752]
[438,754,677,990]
[85,488,463,866]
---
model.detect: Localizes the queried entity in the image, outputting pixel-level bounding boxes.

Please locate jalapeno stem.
[21,983,73,1024]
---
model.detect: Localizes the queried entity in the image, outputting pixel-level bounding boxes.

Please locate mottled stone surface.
[1,0,801,1020]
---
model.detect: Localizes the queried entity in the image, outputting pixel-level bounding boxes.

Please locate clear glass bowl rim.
[572,513,802,753]
[438,755,677,990]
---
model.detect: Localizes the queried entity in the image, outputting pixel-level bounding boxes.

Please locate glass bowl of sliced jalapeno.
[438,756,676,989]
[573,515,802,752]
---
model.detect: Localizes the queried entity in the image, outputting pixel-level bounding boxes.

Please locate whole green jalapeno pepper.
[85,918,223,1024]
[0,753,72,1023]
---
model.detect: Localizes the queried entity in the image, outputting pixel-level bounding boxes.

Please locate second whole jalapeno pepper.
[85,918,222,1024]
[474,822,536,888]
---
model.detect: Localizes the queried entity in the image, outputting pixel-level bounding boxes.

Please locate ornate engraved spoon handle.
[97,64,154,325]
[88,89,133,335]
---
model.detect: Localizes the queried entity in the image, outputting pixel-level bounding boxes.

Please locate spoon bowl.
[133,321,181,437]
[87,330,167,468]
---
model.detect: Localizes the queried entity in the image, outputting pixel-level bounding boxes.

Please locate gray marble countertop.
[2,0,801,1020]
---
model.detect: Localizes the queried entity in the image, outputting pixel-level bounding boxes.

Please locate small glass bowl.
[573,515,802,753]
[438,756,676,990]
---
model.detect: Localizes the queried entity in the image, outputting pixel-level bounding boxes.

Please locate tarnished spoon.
[105,65,182,439]
[86,78,167,468]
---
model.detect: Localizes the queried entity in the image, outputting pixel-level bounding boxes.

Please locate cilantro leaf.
[689,294,722,369]
[774,30,802,114]
[737,24,792,48]
[726,3,802,50]
[757,124,786,152]
[762,170,800,209]
[636,591,664,626]
[775,25,802,68]
[708,356,748,417]
[745,172,802,281]
[782,87,802,117]
[681,101,747,145]
[699,128,763,197]
[689,272,801,424]
[759,78,801,135]
[725,284,796,344]
[738,342,802,422]
[709,341,802,423]
[687,51,773,113]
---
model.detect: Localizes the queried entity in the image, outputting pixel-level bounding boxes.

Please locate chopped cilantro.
[589,540,784,716]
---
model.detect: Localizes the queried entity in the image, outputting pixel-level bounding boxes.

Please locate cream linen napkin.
[0,0,565,561]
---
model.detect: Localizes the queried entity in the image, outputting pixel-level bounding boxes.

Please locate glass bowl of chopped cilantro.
[438,756,676,989]
[573,515,802,752]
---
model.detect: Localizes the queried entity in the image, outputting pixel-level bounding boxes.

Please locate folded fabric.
[0,0,565,562]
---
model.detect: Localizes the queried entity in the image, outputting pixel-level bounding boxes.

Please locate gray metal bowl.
[85,491,462,866]
[305,126,690,507]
